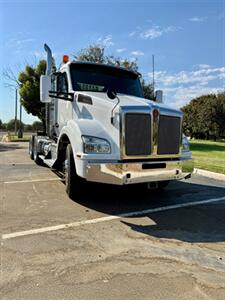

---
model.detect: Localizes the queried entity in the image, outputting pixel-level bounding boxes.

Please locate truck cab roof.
[61,60,141,77]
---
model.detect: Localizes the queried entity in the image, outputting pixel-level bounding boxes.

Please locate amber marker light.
[63,55,69,63]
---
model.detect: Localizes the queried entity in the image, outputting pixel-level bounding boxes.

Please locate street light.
[14,89,18,135]
[18,103,23,138]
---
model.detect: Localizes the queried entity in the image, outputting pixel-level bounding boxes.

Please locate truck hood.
[76,91,182,116]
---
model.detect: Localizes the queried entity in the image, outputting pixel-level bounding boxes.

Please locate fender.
[57,118,117,178]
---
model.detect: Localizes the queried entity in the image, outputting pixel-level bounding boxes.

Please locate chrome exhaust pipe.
[44,43,53,75]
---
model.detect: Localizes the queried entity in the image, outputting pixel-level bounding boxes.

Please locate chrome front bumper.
[85,158,194,185]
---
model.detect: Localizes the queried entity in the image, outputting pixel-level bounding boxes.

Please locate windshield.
[70,63,144,98]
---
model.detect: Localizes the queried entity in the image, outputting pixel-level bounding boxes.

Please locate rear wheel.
[33,136,43,165]
[29,136,34,160]
[64,144,85,199]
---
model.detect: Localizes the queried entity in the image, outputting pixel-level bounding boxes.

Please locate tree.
[32,121,43,131]
[6,119,24,131]
[18,60,47,130]
[214,92,225,139]
[24,124,33,132]
[181,92,225,140]
[74,45,139,71]
[3,67,20,89]
[0,120,7,130]
[74,45,154,99]
[74,45,106,64]
[141,79,154,100]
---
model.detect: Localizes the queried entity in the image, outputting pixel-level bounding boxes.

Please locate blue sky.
[0,0,224,124]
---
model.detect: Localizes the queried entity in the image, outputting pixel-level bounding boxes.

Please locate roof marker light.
[63,55,69,63]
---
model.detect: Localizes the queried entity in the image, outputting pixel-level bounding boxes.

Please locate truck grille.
[157,115,181,155]
[125,113,151,156]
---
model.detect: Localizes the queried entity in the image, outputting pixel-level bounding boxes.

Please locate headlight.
[82,136,111,154]
[182,135,190,152]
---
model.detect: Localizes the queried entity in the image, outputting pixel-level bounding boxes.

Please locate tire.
[64,144,84,199]
[29,136,34,160]
[33,136,43,165]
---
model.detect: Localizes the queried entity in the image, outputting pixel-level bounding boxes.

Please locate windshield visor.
[70,63,143,98]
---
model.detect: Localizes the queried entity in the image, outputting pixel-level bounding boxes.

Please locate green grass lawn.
[10,135,31,142]
[190,139,225,174]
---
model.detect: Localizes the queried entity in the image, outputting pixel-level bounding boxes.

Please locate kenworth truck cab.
[29,44,193,198]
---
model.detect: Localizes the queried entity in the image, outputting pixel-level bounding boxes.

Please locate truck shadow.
[72,180,225,243]
[0,143,22,152]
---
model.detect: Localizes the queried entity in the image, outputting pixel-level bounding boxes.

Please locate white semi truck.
[29,44,193,198]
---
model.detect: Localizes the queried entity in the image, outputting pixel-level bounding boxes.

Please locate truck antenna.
[152,54,155,94]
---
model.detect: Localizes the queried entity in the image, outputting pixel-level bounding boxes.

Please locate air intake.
[157,115,181,155]
[125,113,151,156]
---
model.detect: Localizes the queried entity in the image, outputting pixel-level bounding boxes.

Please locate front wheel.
[64,144,85,199]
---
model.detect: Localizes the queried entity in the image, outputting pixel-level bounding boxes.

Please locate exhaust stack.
[44,44,53,75]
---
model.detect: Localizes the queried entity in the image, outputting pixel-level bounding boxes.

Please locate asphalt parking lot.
[1,142,225,300]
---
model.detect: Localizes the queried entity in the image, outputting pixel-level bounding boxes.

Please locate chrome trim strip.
[152,108,159,155]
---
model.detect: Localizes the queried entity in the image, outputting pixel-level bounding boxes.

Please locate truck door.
[56,72,72,135]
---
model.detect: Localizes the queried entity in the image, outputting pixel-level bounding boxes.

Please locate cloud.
[116,48,126,53]
[148,66,225,86]
[33,51,45,57]
[165,86,223,108]
[140,26,162,39]
[97,35,114,47]
[140,25,179,40]
[16,38,34,45]
[164,26,179,33]
[130,50,144,56]
[195,64,211,70]
[128,31,136,37]
[147,65,225,108]
[189,17,207,22]
[6,37,35,49]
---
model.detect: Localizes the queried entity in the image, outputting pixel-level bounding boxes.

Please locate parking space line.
[0,163,35,166]
[4,178,62,184]
[2,195,225,240]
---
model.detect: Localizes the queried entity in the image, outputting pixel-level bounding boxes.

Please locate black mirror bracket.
[49,90,74,102]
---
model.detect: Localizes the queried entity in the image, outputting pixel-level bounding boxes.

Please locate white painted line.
[10,162,36,165]
[2,195,225,240]
[4,178,61,184]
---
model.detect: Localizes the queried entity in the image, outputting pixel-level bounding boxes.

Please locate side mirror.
[155,90,163,103]
[107,89,117,100]
[40,75,51,103]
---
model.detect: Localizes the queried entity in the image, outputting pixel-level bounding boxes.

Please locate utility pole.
[18,103,23,138]
[152,54,155,95]
[14,89,18,135]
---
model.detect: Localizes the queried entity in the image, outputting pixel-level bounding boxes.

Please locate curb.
[194,168,225,182]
